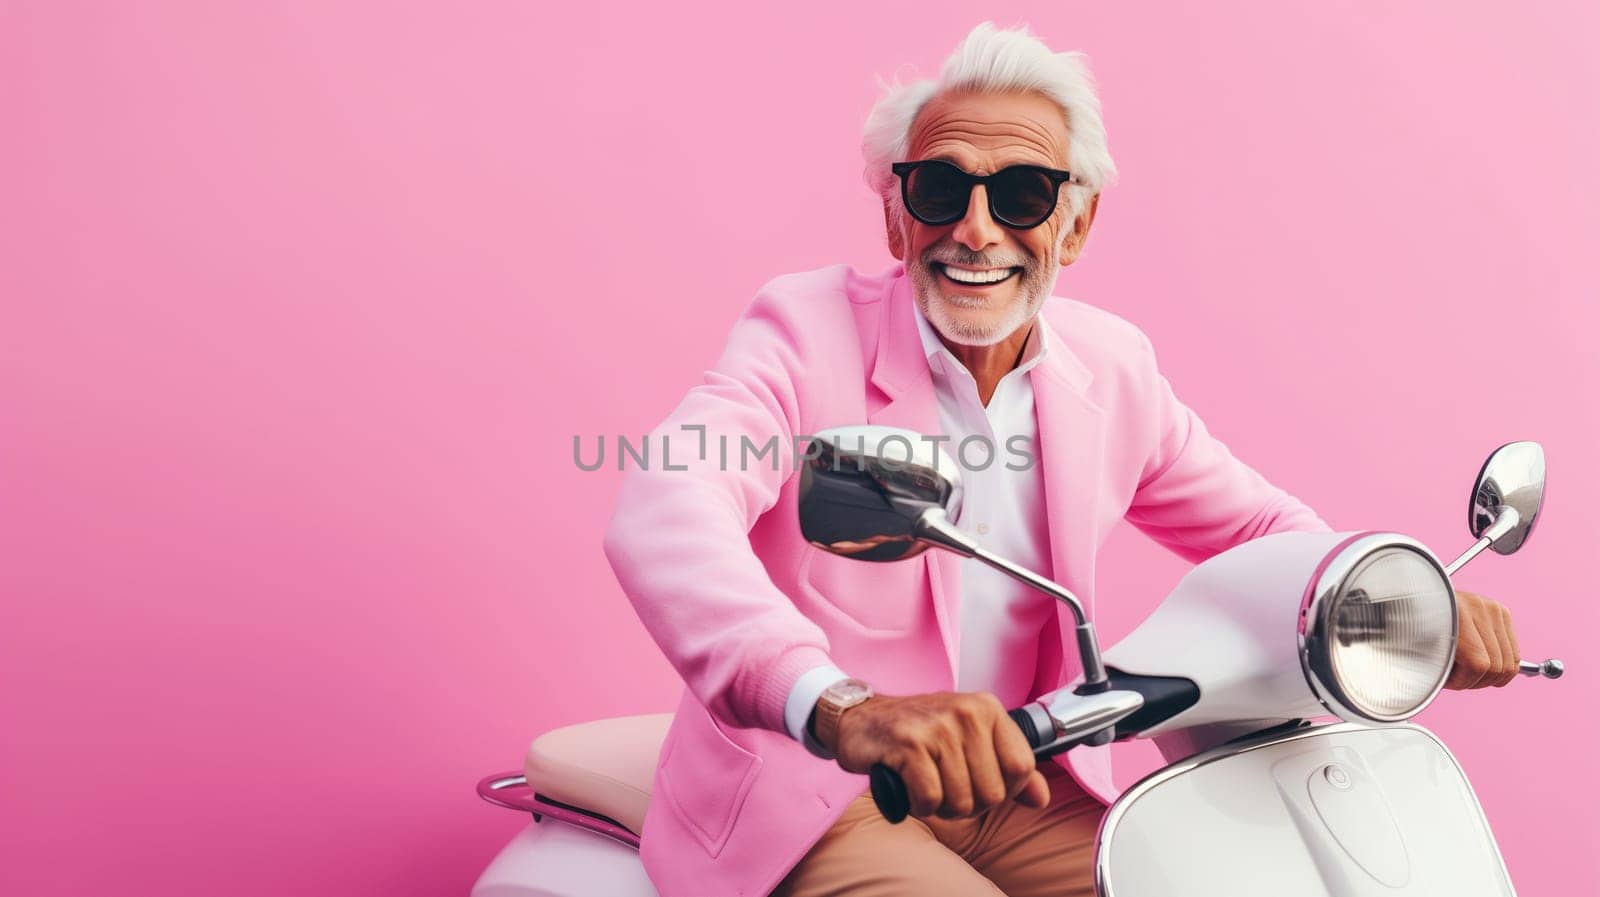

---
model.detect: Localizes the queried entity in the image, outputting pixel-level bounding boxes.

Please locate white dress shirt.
[783,304,1059,752]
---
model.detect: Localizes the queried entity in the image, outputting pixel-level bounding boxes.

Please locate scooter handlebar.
[1519,658,1564,679]
[868,707,1049,824]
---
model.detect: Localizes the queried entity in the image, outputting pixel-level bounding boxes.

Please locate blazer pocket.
[657,705,761,858]
[798,544,928,634]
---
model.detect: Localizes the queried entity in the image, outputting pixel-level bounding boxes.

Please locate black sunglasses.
[891,159,1074,230]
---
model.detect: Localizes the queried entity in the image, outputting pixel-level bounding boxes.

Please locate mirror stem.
[1444,506,1520,576]
[913,510,1110,689]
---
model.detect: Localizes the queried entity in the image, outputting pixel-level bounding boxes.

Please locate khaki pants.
[771,762,1102,897]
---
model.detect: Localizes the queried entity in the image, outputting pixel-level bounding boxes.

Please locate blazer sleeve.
[1124,332,1332,563]
[601,277,839,734]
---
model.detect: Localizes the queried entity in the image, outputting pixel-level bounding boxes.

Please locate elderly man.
[603,22,1522,897]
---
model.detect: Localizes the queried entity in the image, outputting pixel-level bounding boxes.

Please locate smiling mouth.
[934,263,1021,288]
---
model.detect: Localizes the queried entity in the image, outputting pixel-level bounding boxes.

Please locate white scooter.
[473,430,1563,896]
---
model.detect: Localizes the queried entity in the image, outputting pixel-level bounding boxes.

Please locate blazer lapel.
[1028,312,1106,688]
[866,273,961,681]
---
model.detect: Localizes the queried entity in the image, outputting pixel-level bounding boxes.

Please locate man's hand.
[1446,590,1522,689]
[825,691,1049,819]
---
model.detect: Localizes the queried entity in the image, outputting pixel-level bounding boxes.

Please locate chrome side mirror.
[797,425,967,562]
[1444,441,1546,575]
[1468,441,1546,557]
[799,425,1111,689]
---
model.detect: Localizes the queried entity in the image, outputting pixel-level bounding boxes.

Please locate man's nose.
[951,185,1005,252]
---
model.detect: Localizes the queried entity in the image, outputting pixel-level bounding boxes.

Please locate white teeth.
[940,265,1013,284]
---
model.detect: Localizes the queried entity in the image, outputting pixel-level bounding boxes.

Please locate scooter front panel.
[1096,723,1514,897]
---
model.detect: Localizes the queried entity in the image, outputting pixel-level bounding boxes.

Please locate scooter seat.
[524,713,673,836]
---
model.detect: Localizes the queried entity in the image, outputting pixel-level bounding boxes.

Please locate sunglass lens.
[905,163,970,224]
[991,167,1058,227]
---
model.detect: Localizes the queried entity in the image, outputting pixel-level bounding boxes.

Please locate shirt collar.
[910,299,1050,380]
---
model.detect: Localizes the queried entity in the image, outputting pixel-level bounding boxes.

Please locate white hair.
[862,22,1117,223]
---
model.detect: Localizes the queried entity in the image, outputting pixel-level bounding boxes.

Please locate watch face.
[829,679,872,705]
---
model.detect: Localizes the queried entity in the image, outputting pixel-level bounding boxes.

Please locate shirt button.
[976,523,990,535]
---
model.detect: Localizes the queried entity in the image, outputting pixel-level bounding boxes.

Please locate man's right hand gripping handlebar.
[819,692,1053,823]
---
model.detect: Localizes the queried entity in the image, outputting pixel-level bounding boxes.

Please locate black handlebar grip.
[1008,707,1048,750]
[868,707,1038,823]
[869,763,910,823]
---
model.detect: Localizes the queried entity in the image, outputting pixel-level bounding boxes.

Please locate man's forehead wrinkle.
[916,134,1062,174]
[908,103,1070,170]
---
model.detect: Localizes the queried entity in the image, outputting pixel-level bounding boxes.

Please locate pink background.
[3,2,1596,894]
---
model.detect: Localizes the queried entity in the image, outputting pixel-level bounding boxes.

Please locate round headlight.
[1301,535,1457,722]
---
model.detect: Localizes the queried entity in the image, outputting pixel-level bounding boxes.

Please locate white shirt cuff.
[784,663,852,759]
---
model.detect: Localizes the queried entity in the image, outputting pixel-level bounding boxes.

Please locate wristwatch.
[809,678,875,751]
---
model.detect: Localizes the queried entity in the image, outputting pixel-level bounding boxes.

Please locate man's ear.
[1059,193,1100,267]
[883,200,905,260]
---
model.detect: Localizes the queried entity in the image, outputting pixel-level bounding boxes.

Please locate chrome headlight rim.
[1298,532,1458,724]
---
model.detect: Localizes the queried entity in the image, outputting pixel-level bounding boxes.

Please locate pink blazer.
[602,263,1329,897]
